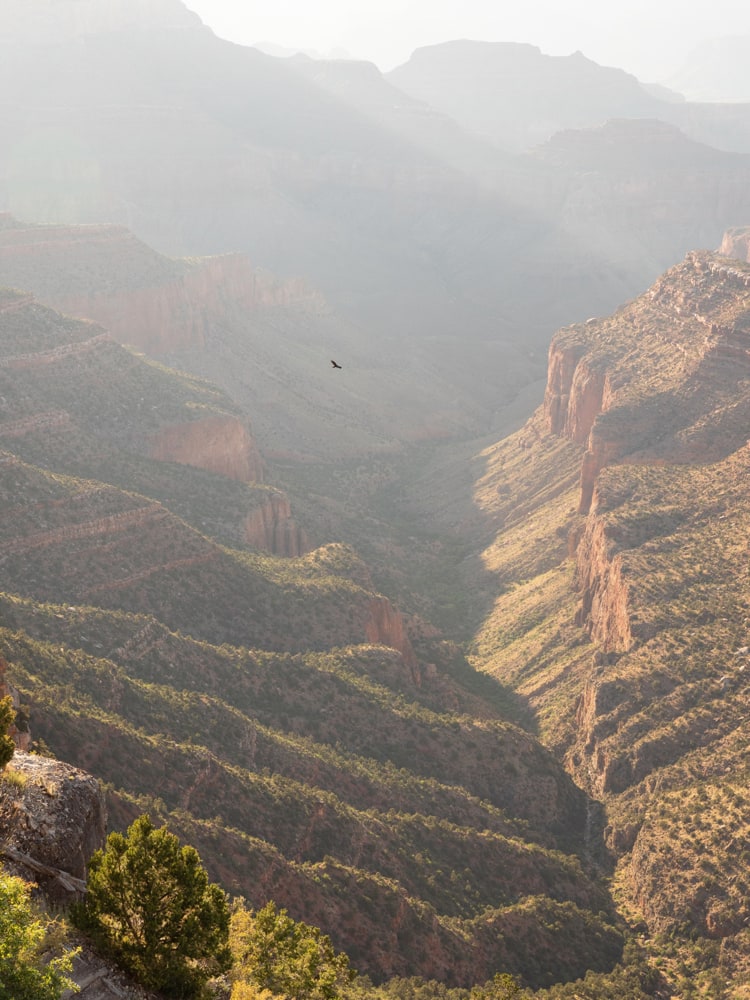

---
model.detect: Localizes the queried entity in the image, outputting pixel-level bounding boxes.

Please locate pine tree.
[73,814,231,998]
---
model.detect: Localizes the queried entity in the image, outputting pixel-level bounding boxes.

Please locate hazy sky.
[186,0,750,82]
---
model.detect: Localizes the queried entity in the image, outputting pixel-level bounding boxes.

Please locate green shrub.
[1,766,27,789]
[230,900,356,1000]
[73,814,231,998]
[0,869,78,1000]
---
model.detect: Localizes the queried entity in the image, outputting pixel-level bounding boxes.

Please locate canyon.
[3,236,749,994]
[0,271,618,990]
[2,3,750,996]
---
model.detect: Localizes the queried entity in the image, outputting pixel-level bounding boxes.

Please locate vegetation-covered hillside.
[0,291,621,990]
[457,251,750,996]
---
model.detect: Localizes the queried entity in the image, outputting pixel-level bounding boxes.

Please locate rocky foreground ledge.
[0,751,106,900]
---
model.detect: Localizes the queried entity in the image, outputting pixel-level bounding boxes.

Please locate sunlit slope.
[467,250,750,988]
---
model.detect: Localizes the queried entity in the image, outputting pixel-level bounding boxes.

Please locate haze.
[186,0,750,83]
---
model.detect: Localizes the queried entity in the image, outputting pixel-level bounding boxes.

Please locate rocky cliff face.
[573,512,632,654]
[242,491,309,557]
[147,414,264,483]
[544,342,621,513]
[364,596,418,673]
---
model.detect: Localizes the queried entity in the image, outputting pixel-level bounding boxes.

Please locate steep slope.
[0,291,621,989]
[464,248,750,993]
[0,605,615,982]
[0,290,423,650]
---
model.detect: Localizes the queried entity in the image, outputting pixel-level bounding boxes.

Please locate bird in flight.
[330,359,342,369]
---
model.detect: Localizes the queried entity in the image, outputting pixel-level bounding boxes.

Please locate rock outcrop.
[1,654,105,905]
[0,752,106,901]
[147,414,264,483]
[365,596,418,672]
[242,491,309,556]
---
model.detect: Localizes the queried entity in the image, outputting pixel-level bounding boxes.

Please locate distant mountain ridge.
[388,41,664,152]
[0,0,201,42]
[388,38,750,155]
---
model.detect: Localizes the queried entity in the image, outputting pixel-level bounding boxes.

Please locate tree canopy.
[0,869,78,1000]
[230,900,357,1000]
[73,813,231,998]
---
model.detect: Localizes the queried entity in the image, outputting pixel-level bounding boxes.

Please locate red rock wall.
[147,414,264,483]
[242,492,309,557]
[573,511,633,653]
[54,252,327,355]
[364,596,418,673]
[544,337,620,513]
[544,340,589,438]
